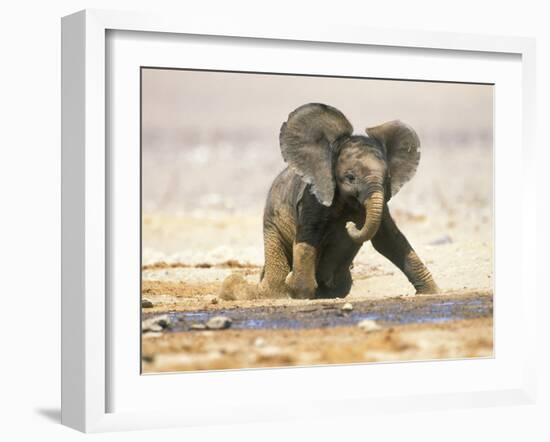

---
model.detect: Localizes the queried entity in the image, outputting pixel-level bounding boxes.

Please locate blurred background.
[142,69,492,213]
[141,68,493,294]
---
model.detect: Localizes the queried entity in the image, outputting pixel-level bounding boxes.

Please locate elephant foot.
[258,279,291,300]
[414,280,441,295]
[285,271,317,299]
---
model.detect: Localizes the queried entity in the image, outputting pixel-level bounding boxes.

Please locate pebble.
[428,234,453,246]
[142,314,171,333]
[206,315,232,330]
[341,302,353,312]
[253,337,266,347]
[190,323,207,330]
[142,332,162,339]
[141,298,154,308]
[257,346,284,358]
[357,319,381,332]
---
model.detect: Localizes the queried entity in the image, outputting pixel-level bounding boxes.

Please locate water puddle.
[143,295,492,332]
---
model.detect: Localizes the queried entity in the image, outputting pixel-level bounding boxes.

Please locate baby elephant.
[259,103,439,299]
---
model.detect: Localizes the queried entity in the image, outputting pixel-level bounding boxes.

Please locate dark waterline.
[143,296,492,333]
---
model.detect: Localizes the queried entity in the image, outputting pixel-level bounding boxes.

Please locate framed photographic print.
[61,9,537,432]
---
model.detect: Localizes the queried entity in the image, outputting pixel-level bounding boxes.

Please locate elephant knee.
[285,271,317,299]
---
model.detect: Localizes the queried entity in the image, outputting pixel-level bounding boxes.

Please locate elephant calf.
[259,103,440,299]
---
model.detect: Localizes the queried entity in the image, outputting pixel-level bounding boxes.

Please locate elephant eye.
[344,173,356,183]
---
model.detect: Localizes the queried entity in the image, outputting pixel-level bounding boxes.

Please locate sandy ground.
[140,142,493,373]
[142,318,493,373]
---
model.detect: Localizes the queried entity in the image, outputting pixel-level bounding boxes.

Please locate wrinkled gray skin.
[259,103,440,299]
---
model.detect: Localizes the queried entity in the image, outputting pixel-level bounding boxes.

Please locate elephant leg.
[315,230,360,298]
[284,187,332,299]
[259,229,291,299]
[285,242,318,299]
[371,206,440,294]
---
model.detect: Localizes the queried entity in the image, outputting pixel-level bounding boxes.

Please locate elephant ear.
[366,120,421,198]
[280,103,353,206]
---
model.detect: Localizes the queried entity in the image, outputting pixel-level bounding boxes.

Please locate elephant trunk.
[346,189,385,244]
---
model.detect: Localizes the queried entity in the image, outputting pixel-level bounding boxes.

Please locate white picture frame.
[61,9,537,433]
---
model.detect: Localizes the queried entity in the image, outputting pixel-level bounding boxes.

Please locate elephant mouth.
[345,196,363,211]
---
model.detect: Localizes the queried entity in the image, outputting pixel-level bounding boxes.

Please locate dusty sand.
[142,318,493,373]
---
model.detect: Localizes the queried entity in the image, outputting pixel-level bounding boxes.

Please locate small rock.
[206,315,232,330]
[255,346,294,363]
[155,316,171,328]
[141,298,154,308]
[357,319,381,332]
[253,337,266,347]
[341,302,353,312]
[142,331,162,338]
[190,323,207,330]
[146,324,163,332]
[142,314,171,333]
[257,346,283,358]
[428,234,453,246]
